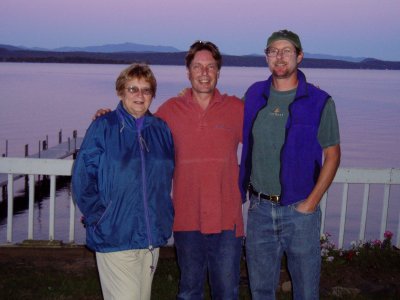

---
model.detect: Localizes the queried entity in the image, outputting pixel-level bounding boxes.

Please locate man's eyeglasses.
[265,47,296,58]
[126,86,153,97]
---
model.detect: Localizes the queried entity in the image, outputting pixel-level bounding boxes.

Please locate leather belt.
[248,184,280,203]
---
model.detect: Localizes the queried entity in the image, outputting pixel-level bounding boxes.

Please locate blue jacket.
[239,70,329,205]
[72,102,174,252]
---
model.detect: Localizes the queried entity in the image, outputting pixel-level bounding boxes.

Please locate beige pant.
[96,248,160,300]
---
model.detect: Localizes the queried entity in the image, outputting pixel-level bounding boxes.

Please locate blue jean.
[246,195,321,300]
[174,230,242,300]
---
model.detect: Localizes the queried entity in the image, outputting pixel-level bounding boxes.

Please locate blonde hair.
[115,63,157,97]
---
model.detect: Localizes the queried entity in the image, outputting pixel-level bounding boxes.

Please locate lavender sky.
[1,0,399,61]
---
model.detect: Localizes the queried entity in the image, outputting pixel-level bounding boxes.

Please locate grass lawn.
[0,244,399,299]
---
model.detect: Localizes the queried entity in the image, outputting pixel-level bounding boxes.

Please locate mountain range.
[1,42,399,70]
[41,42,181,54]
[0,42,367,62]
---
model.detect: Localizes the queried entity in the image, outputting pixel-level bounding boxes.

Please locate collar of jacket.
[116,101,153,132]
[262,69,308,100]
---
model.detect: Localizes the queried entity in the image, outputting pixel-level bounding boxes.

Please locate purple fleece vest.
[239,70,330,205]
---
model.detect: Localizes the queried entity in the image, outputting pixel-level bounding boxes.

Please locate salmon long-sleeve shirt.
[156,88,244,237]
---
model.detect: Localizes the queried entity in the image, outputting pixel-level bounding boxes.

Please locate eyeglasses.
[126,86,153,97]
[265,47,296,58]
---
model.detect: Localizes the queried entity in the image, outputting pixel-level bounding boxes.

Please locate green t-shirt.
[250,87,340,195]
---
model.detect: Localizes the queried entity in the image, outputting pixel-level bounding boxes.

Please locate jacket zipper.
[138,128,153,250]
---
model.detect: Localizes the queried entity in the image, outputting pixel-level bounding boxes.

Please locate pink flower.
[372,239,382,247]
[384,230,393,240]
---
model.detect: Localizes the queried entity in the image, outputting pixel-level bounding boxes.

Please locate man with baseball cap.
[239,29,341,299]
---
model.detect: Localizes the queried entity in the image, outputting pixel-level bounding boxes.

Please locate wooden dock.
[24,137,83,160]
[0,135,83,188]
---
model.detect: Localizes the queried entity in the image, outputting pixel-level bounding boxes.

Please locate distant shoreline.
[1,48,400,70]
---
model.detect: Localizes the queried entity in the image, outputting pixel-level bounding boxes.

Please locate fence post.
[58,129,62,144]
[24,144,30,186]
[1,156,6,199]
[73,130,78,158]
[1,151,6,198]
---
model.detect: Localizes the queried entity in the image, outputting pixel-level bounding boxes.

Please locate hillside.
[1,47,399,70]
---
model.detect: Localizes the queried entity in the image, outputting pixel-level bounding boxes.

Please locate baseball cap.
[266,30,302,51]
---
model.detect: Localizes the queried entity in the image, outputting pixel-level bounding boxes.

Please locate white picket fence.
[0,157,399,249]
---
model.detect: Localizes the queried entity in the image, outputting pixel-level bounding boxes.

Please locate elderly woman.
[72,63,174,300]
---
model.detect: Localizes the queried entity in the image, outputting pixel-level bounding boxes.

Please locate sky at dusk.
[1,0,399,61]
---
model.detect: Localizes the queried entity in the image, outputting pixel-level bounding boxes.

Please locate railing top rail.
[0,157,73,176]
[334,168,400,184]
[1,157,400,184]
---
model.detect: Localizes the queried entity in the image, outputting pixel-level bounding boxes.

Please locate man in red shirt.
[157,41,244,299]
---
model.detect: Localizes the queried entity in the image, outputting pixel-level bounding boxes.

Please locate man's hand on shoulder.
[92,108,112,120]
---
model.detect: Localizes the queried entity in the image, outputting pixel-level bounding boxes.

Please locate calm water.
[1,63,399,245]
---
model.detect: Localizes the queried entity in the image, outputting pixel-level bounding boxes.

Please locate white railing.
[1,157,400,248]
[320,168,400,248]
[0,157,75,243]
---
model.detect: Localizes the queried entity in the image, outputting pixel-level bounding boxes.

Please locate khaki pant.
[96,248,160,300]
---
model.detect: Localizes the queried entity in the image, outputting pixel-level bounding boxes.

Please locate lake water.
[1,63,399,246]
